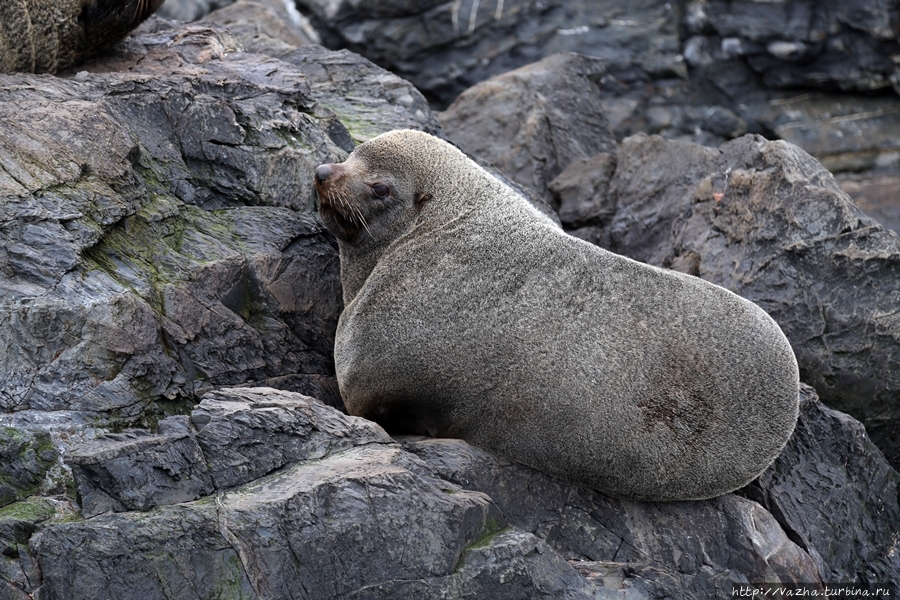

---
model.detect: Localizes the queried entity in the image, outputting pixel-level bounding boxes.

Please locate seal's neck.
[337,206,420,305]
[338,239,382,306]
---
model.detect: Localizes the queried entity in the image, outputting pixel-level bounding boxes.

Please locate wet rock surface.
[22,385,895,598]
[35,388,599,600]
[742,385,900,586]
[1,1,899,598]
[204,0,322,55]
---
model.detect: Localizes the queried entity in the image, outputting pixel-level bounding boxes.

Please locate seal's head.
[314,131,445,245]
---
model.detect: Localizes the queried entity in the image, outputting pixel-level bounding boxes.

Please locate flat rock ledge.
[0,385,890,599]
[65,388,392,517]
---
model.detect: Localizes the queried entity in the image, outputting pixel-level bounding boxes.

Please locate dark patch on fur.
[638,349,714,443]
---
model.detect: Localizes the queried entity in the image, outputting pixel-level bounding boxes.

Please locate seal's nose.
[315,164,333,184]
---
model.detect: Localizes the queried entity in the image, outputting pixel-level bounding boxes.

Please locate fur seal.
[0,0,163,73]
[314,129,800,502]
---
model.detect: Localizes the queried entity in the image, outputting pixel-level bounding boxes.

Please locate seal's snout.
[315,164,333,184]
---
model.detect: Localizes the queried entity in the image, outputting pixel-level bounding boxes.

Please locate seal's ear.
[414,192,432,212]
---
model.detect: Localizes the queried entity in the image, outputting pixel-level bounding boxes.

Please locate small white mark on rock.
[721,38,743,57]
[767,40,807,60]
[558,26,590,36]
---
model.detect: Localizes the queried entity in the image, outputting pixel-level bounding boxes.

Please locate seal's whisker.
[340,189,372,237]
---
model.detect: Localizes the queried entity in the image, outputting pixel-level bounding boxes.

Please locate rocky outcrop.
[2,3,898,598]
[836,167,900,235]
[157,0,236,21]
[0,21,346,427]
[64,388,392,517]
[204,0,322,55]
[0,15,444,435]
[0,18,463,595]
[684,0,900,96]
[34,388,600,600]
[294,0,684,109]
[12,384,894,598]
[0,430,56,508]
[277,44,443,144]
[297,0,900,216]
[743,386,900,585]
[439,53,617,203]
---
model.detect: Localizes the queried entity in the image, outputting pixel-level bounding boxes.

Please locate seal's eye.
[371,183,390,198]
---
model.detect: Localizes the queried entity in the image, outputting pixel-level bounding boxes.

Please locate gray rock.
[598,133,900,468]
[296,0,900,182]
[32,444,528,600]
[700,0,900,93]
[0,429,56,508]
[0,498,56,600]
[204,0,321,55]
[548,153,617,228]
[65,388,393,514]
[836,167,900,235]
[742,384,900,585]
[1,14,450,433]
[24,384,900,597]
[0,21,347,424]
[34,388,604,599]
[157,0,236,21]
[358,530,597,600]
[761,92,900,173]
[275,44,444,144]
[66,429,213,518]
[438,52,617,202]
[402,438,821,598]
[191,387,391,489]
[297,0,683,109]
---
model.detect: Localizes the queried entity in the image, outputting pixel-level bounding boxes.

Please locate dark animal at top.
[0,0,163,73]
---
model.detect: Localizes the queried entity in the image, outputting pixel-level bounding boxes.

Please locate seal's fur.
[0,0,162,73]
[316,129,799,501]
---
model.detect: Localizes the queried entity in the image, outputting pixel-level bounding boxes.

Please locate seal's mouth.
[315,177,364,240]
[317,191,351,226]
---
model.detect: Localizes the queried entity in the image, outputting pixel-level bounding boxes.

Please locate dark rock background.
[0,0,898,597]
[290,0,900,235]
